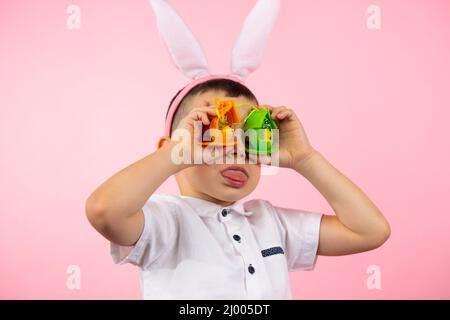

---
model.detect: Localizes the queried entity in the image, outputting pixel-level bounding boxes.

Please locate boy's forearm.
[294,151,390,237]
[87,140,183,219]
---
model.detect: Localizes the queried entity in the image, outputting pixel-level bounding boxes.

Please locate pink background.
[1,0,450,299]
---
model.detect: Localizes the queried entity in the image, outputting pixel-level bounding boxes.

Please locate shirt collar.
[180,195,253,217]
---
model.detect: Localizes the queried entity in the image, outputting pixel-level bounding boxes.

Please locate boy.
[86,79,390,299]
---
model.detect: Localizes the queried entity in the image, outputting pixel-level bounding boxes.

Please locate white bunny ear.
[149,0,210,79]
[230,0,281,80]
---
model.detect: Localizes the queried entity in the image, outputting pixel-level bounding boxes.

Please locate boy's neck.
[180,190,234,207]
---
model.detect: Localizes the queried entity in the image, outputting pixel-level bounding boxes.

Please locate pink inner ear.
[231,0,280,80]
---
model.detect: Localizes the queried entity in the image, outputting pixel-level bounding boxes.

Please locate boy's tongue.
[221,168,248,187]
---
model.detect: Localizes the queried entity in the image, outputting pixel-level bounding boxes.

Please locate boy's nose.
[225,147,256,165]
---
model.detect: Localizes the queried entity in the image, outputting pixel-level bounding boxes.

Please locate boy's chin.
[209,186,253,203]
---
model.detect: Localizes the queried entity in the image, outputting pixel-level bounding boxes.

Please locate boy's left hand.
[261,105,316,169]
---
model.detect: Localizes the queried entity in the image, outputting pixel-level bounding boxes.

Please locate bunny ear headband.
[148,0,281,136]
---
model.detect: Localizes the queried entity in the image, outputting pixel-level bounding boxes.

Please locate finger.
[276,112,288,120]
[191,106,217,115]
[200,112,211,125]
[271,106,287,114]
[270,106,287,119]
[271,106,287,113]
[190,111,211,125]
[275,109,294,120]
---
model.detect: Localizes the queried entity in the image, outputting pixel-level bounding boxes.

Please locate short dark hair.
[166,79,258,135]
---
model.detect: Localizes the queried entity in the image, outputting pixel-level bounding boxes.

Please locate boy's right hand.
[170,105,222,166]
[176,105,217,143]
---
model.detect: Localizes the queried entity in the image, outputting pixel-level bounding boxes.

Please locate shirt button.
[221,209,229,217]
[248,264,255,274]
[233,234,241,242]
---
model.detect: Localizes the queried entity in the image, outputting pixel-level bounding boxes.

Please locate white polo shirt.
[110,194,323,300]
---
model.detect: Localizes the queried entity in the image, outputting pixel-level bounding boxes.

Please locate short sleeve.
[272,205,323,272]
[110,196,178,269]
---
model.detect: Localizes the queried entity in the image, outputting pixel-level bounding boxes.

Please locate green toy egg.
[243,109,278,155]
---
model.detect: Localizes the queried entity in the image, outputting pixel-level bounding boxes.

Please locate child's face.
[174,90,260,205]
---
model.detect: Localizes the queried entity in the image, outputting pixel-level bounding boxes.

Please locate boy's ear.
[157,136,171,149]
